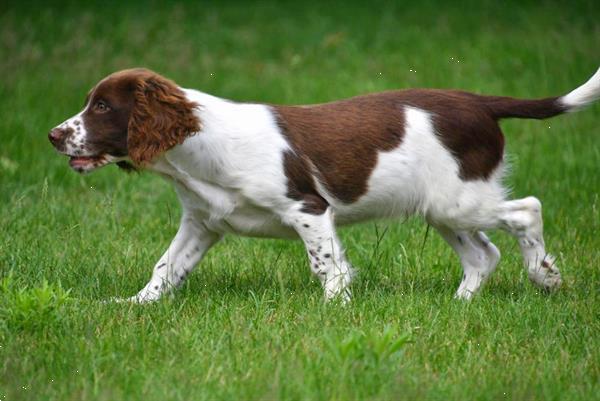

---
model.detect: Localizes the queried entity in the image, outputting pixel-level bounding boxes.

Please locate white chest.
[152,158,295,239]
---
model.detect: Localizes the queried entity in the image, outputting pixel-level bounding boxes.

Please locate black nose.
[48,128,66,146]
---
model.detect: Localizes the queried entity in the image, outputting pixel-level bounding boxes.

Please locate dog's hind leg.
[435,195,561,294]
[498,196,562,290]
[434,226,501,300]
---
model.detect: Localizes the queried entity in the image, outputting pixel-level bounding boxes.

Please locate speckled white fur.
[56,113,86,154]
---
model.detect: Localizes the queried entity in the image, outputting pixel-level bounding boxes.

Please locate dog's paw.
[454,287,476,301]
[102,292,160,304]
[528,255,562,291]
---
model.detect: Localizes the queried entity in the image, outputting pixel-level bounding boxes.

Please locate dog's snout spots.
[49,114,93,157]
[48,126,74,148]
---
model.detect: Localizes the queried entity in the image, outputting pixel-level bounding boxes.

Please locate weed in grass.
[0,273,71,334]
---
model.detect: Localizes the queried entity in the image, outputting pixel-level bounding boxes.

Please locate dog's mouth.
[68,154,111,173]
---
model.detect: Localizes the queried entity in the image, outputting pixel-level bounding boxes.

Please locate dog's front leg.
[285,208,355,302]
[126,213,221,303]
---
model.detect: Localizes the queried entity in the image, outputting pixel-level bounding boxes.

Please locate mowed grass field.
[1,1,599,400]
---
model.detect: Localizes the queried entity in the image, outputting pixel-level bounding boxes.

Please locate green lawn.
[1,1,599,400]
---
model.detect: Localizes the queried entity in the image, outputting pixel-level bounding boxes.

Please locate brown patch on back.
[274,89,513,207]
[275,92,407,205]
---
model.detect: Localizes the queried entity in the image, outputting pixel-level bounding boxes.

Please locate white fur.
[561,67,600,111]
[114,87,565,303]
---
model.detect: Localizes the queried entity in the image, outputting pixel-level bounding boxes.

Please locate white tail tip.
[560,67,600,111]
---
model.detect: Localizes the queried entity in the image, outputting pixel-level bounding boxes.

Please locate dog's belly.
[204,199,396,239]
[207,204,299,239]
[211,202,406,239]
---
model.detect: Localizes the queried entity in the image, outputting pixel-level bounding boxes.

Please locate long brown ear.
[128,72,201,165]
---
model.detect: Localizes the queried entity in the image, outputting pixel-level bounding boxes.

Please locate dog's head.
[48,68,201,173]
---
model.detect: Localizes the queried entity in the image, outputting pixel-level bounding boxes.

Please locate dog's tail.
[481,67,600,120]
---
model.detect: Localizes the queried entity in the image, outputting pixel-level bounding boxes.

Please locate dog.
[49,67,600,302]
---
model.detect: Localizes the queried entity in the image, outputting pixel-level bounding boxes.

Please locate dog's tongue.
[69,156,99,168]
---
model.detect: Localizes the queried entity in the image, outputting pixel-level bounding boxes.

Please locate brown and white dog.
[49,67,600,302]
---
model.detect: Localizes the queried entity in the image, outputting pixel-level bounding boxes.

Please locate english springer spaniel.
[49,67,600,302]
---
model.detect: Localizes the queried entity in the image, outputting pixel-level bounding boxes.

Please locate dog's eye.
[95,101,110,112]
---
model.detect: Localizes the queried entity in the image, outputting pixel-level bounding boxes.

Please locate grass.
[1,0,599,400]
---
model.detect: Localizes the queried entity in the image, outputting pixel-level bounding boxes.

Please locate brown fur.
[482,95,565,119]
[281,151,329,214]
